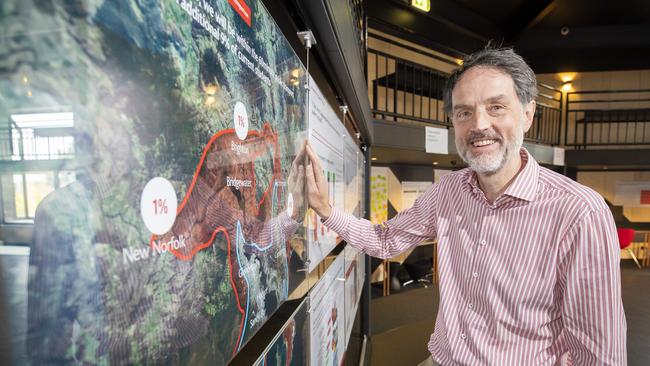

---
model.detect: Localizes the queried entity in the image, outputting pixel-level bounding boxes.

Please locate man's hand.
[287,142,306,220]
[304,142,332,220]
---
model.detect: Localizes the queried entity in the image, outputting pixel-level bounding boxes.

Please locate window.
[1,112,77,223]
[8,112,75,161]
[2,171,76,223]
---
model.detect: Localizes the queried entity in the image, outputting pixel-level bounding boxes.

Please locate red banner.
[228,0,252,27]
[641,190,650,204]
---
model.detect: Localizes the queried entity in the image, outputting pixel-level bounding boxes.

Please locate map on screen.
[0,0,307,364]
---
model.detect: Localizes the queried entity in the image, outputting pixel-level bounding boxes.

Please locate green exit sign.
[411,0,430,12]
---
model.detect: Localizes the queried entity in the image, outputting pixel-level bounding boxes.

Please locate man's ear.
[522,100,536,133]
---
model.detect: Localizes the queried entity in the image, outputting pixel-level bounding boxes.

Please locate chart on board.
[309,253,346,366]
[306,76,348,272]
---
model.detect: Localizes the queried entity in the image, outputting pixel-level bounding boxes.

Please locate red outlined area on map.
[149,122,284,356]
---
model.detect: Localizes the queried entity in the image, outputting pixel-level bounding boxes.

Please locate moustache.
[465,130,502,144]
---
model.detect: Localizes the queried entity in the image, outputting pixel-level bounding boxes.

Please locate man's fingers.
[292,141,307,170]
[305,144,324,185]
[305,163,319,195]
[297,165,305,186]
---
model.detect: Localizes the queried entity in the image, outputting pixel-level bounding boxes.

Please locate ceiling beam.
[502,0,557,42]
[515,24,650,72]
[366,0,501,56]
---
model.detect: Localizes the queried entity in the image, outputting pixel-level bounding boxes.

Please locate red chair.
[617,228,642,269]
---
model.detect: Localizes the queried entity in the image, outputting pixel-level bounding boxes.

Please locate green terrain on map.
[0,0,307,364]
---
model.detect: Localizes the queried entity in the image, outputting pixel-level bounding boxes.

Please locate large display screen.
[0,0,307,364]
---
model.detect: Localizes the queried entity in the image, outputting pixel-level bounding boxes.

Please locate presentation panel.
[357,152,367,217]
[343,134,361,217]
[309,253,346,366]
[252,298,309,366]
[306,76,347,272]
[1,0,307,364]
[343,245,365,347]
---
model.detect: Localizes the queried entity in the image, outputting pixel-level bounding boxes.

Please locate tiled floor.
[370,261,649,365]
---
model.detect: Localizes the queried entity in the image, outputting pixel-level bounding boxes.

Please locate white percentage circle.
[140,177,178,235]
[233,101,249,140]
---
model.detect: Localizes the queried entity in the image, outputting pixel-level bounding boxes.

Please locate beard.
[457,124,524,175]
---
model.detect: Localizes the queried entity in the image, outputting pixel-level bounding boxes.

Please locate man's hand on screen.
[304,142,332,220]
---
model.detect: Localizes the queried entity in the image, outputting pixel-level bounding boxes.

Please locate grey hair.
[443,46,538,116]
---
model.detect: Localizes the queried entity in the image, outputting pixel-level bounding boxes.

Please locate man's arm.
[304,143,437,258]
[557,208,627,365]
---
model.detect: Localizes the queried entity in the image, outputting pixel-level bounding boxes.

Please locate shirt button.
[479,239,486,246]
[468,303,473,310]
[460,333,467,340]
[472,272,478,278]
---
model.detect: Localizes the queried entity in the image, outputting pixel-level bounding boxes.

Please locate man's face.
[450,66,535,175]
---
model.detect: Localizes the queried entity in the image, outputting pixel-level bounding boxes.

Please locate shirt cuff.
[322,207,351,236]
[278,211,301,238]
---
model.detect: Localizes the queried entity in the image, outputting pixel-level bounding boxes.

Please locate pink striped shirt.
[324,149,627,365]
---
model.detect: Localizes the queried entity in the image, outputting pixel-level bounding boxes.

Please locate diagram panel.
[306,76,346,272]
[343,134,361,217]
[343,245,365,347]
[309,253,346,366]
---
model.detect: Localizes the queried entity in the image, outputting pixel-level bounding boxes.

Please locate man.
[303,47,627,365]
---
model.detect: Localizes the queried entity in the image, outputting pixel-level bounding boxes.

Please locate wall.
[577,171,650,222]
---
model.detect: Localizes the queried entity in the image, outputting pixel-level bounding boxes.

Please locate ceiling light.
[432,162,439,165]
[558,72,576,83]
[371,157,377,161]
[202,83,219,95]
[411,0,430,12]
[561,81,573,92]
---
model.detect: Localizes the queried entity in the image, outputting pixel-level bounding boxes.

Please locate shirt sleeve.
[323,184,438,259]
[557,208,627,365]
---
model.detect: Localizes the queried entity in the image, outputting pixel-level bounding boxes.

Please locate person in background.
[303,46,627,365]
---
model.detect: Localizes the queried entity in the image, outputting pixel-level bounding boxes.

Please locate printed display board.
[306,76,347,272]
[358,151,367,217]
[344,136,361,217]
[402,181,432,209]
[253,298,309,366]
[0,0,309,364]
[309,253,346,366]
[343,245,365,347]
[370,169,389,224]
[614,181,650,207]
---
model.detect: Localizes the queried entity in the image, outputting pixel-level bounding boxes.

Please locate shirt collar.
[464,148,540,203]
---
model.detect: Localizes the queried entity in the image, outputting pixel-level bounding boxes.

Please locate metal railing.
[368,44,563,146]
[529,83,563,146]
[565,89,650,149]
[368,48,451,128]
[0,123,75,161]
[350,0,367,75]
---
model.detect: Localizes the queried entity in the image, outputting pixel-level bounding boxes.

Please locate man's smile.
[470,139,497,147]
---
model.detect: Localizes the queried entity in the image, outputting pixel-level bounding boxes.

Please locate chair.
[617,228,642,269]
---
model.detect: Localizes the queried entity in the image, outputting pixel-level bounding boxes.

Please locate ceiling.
[366,0,650,73]
[372,146,465,168]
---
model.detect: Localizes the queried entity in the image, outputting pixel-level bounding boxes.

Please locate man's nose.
[470,109,491,131]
